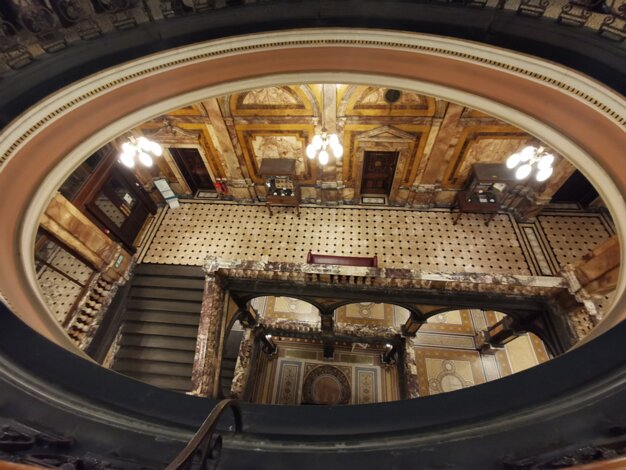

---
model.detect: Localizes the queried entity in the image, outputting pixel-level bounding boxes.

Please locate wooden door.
[360,151,398,195]
[86,168,155,251]
[169,147,215,193]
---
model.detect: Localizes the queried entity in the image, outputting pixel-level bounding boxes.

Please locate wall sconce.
[261,333,277,355]
[381,343,398,365]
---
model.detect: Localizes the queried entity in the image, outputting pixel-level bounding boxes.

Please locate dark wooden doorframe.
[85,167,156,252]
[169,147,215,194]
[360,151,398,196]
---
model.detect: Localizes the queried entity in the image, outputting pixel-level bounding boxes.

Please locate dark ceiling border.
[0,2,625,130]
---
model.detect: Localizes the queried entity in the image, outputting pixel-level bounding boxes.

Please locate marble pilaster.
[402,338,420,399]
[229,328,255,399]
[190,273,226,397]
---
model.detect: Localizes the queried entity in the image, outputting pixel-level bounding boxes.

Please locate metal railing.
[166,398,242,470]
[0,0,624,72]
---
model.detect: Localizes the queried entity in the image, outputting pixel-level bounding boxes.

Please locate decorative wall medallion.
[428,360,473,393]
[302,365,351,405]
[359,302,373,317]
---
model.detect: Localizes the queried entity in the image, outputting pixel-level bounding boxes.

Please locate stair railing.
[165,399,242,470]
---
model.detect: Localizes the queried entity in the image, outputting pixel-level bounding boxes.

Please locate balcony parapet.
[0,0,624,73]
[204,256,569,298]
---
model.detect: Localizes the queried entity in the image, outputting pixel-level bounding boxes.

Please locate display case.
[453,163,518,226]
[467,163,520,204]
[259,158,300,217]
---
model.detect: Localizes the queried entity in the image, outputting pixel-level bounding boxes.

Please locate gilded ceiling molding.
[0,29,624,351]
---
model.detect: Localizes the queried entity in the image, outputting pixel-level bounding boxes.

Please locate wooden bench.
[306,250,378,268]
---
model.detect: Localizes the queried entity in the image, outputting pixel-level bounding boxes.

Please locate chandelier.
[306,85,343,165]
[306,128,343,165]
[119,136,163,168]
[506,145,554,182]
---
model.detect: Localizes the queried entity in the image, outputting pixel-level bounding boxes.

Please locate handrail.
[165,399,242,470]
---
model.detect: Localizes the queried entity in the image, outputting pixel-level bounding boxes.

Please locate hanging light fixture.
[306,85,343,165]
[119,136,163,168]
[306,128,343,165]
[506,145,555,182]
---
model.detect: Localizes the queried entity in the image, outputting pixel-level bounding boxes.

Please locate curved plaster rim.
[0,29,624,353]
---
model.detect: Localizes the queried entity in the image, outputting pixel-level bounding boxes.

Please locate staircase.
[220,329,243,397]
[111,264,204,393]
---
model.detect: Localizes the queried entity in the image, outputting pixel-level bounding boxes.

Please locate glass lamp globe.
[306,144,317,159]
[137,137,151,151]
[120,151,135,168]
[149,141,163,157]
[506,153,521,169]
[538,154,554,170]
[318,149,329,165]
[519,146,536,162]
[138,151,153,167]
[121,142,136,156]
[312,135,323,150]
[536,166,553,182]
[515,163,532,180]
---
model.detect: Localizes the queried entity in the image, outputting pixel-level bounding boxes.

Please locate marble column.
[190,273,226,397]
[229,328,255,399]
[208,98,258,201]
[402,338,420,399]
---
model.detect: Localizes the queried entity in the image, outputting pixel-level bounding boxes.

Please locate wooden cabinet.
[259,159,300,217]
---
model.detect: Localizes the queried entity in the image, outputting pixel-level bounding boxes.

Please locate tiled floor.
[140,201,612,278]
[538,213,614,268]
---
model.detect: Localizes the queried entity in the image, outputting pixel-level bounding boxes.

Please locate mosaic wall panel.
[413,308,549,397]
[420,309,474,335]
[141,201,531,275]
[419,349,486,395]
[251,296,319,324]
[250,340,399,405]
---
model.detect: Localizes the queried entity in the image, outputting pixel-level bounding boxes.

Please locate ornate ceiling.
[128,83,577,211]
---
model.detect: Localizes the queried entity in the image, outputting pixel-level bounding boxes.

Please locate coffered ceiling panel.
[229,85,316,116]
[341,86,435,117]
